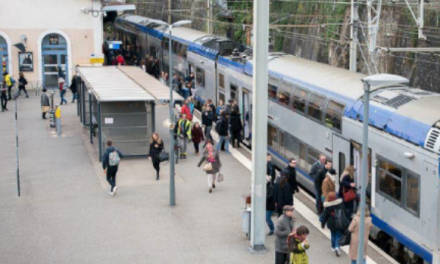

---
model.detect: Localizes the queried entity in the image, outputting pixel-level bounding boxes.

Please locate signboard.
[104,118,113,124]
[90,53,105,64]
[49,35,59,45]
[18,52,33,72]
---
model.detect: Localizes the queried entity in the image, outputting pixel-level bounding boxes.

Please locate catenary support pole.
[207,0,213,34]
[169,27,176,206]
[349,0,358,72]
[250,0,269,252]
[357,81,370,263]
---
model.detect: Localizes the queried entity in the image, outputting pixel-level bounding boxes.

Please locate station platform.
[0,93,396,264]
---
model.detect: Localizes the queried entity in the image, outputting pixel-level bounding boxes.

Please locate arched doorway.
[0,36,8,82]
[42,34,68,89]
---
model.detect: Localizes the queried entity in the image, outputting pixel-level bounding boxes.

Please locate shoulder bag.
[202,161,212,172]
[338,230,351,246]
[343,186,356,203]
[158,151,169,162]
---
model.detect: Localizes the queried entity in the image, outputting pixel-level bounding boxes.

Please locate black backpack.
[215,120,222,134]
[335,207,350,230]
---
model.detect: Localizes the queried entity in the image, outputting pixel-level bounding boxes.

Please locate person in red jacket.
[191,122,204,155]
[116,54,125,66]
[181,100,193,121]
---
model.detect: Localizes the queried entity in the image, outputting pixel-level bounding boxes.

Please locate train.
[114,14,440,264]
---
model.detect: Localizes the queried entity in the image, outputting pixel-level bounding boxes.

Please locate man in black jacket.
[267,154,276,182]
[69,66,80,103]
[315,160,332,215]
[215,112,230,153]
[284,158,300,200]
[266,175,276,235]
[102,140,124,196]
[201,104,214,141]
[310,154,326,213]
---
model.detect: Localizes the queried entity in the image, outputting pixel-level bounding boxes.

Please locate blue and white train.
[115,14,440,264]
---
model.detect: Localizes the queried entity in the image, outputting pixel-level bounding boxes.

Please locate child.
[288,225,310,264]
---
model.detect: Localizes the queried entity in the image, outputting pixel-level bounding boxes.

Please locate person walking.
[58,68,67,105]
[310,154,326,213]
[116,53,125,66]
[188,97,195,115]
[191,122,204,155]
[322,169,337,202]
[18,72,29,98]
[3,72,14,100]
[348,208,372,264]
[206,99,217,121]
[315,160,332,215]
[273,171,293,217]
[288,225,311,264]
[266,175,276,235]
[215,112,230,154]
[180,100,193,121]
[69,68,80,103]
[197,140,221,193]
[149,132,164,180]
[284,158,300,201]
[267,154,276,182]
[176,114,192,159]
[1,80,8,112]
[320,191,345,257]
[229,109,243,148]
[102,140,124,195]
[338,165,357,218]
[40,88,50,119]
[201,104,214,141]
[274,205,295,264]
[216,99,225,118]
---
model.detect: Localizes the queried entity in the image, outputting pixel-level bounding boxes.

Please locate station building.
[0,0,116,89]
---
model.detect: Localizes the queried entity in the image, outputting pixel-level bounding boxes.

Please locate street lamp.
[357,74,409,263]
[155,19,192,206]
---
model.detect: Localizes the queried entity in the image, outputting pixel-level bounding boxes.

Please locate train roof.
[163,27,211,44]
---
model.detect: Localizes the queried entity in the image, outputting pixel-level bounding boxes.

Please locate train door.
[332,134,350,191]
[242,89,252,145]
[422,160,438,251]
[217,71,225,105]
[352,142,372,197]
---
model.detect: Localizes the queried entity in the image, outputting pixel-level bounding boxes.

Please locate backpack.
[215,120,222,133]
[109,150,120,167]
[335,207,350,230]
[10,77,16,86]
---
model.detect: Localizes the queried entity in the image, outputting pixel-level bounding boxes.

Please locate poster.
[18,52,33,72]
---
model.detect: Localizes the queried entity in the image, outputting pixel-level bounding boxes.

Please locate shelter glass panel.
[292,87,309,113]
[307,93,326,121]
[325,100,344,131]
[278,82,293,107]
[377,157,402,203]
[268,77,279,101]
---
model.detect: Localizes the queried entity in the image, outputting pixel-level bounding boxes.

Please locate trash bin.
[242,208,251,239]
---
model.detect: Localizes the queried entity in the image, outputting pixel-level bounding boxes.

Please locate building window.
[196,67,205,88]
[405,172,420,215]
[325,100,345,131]
[278,82,293,107]
[268,124,278,150]
[307,93,326,121]
[292,87,309,113]
[268,77,279,101]
[377,157,402,203]
[219,73,225,89]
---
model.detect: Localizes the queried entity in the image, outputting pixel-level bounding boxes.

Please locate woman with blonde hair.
[149,132,164,180]
[338,165,357,218]
[348,207,372,264]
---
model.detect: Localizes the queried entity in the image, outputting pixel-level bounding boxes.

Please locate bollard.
[55,105,61,136]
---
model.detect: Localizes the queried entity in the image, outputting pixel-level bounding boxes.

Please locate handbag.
[42,106,50,113]
[202,161,212,171]
[335,207,350,230]
[158,151,169,162]
[217,173,224,182]
[338,230,351,246]
[343,187,356,203]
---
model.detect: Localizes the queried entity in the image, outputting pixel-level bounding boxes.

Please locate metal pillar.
[366,0,383,53]
[15,97,20,197]
[349,0,358,72]
[250,0,269,252]
[169,28,176,206]
[89,92,93,144]
[207,0,213,34]
[98,102,102,162]
[357,81,371,263]
[168,0,172,24]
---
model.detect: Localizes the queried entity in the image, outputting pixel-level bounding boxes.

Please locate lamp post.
[357,74,409,263]
[155,19,192,206]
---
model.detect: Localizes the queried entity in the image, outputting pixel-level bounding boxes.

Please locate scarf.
[326,172,336,183]
[207,146,215,162]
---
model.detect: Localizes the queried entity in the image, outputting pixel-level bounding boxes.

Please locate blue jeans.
[265,210,274,232]
[60,90,67,104]
[216,135,230,153]
[351,260,366,264]
[331,230,342,249]
[72,92,77,102]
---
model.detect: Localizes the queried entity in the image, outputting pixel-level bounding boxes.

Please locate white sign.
[105,118,114,124]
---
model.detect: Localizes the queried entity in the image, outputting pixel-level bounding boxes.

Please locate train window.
[230,84,237,100]
[268,78,279,101]
[196,67,205,88]
[292,87,309,113]
[377,157,402,203]
[279,131,285,157]
[299,142,307,171]
[307,147,320,178]
[307,93,326,121]
[325,100,344,131]
[162,38,169,49]
[181,45,188,59]
[285,134,298,161]
[278,82,293,107]
[339,152,346,176]
[268,124,278,151]
[219,73,225,89]
[405,172,420,215]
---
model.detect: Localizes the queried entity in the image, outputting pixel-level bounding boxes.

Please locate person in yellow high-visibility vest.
[175,114,192,159]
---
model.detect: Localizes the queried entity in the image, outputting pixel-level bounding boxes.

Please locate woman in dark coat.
[149,132,164,180]
[229,110,243,148]
[273,172,293,217]
[338,165,357,218]
[197,140,221,193]
[320,191,345,257]
[18,72,29,98]
[191,121,204,155]
[266,175,276,235]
